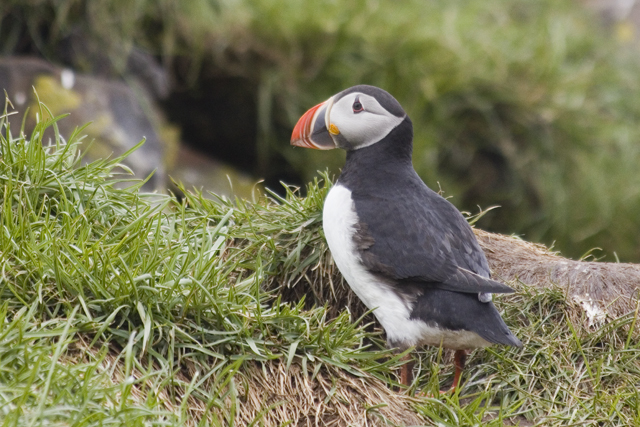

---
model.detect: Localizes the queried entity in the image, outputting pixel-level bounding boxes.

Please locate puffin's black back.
[338,116,521,348]
[338,117,491,283]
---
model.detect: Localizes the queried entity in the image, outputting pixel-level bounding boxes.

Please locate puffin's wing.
[352,188,515,295]
[427,266,515,294]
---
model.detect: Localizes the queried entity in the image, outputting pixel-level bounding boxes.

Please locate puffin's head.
[291,85,407,151]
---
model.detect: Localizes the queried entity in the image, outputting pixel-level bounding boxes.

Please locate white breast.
[322,184,491,350]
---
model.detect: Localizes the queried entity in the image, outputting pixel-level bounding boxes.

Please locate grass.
[2,102,640,426]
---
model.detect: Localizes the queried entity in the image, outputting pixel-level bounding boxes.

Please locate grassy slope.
[1,105,640,426]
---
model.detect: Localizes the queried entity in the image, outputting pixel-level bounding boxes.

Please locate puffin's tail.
[411,288,522,347]
[471,300,522,347]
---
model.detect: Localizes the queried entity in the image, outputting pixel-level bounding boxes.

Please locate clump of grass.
[0,100,419,425]
[2,102,640,426]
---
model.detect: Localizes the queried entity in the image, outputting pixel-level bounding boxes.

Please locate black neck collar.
[340,117,413,182]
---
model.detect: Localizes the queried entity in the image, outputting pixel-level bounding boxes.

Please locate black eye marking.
[352,96,364,113]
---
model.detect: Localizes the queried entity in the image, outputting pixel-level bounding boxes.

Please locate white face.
[326,92,405,150]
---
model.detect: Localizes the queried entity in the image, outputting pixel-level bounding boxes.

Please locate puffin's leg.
[400,353,414,386]
[450,349,468,393]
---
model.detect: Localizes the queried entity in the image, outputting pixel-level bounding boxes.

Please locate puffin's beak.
[291,97,336,150]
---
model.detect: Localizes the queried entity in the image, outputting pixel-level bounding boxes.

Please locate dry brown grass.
[231,362,423,427]
[70,340,424,426]
[475,229,640,323]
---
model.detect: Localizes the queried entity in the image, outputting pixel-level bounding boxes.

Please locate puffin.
[290,85,522,392]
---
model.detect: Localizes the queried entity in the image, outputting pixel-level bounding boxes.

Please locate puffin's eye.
[352,98,364,113]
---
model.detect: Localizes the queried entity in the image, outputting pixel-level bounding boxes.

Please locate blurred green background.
[2,0,640,261]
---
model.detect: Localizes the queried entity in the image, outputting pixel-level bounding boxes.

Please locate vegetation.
[2,100,640,425]
[2,0,640,261]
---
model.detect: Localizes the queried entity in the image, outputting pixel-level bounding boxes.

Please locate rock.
[0,56,260,198]
[0,56,169,191]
